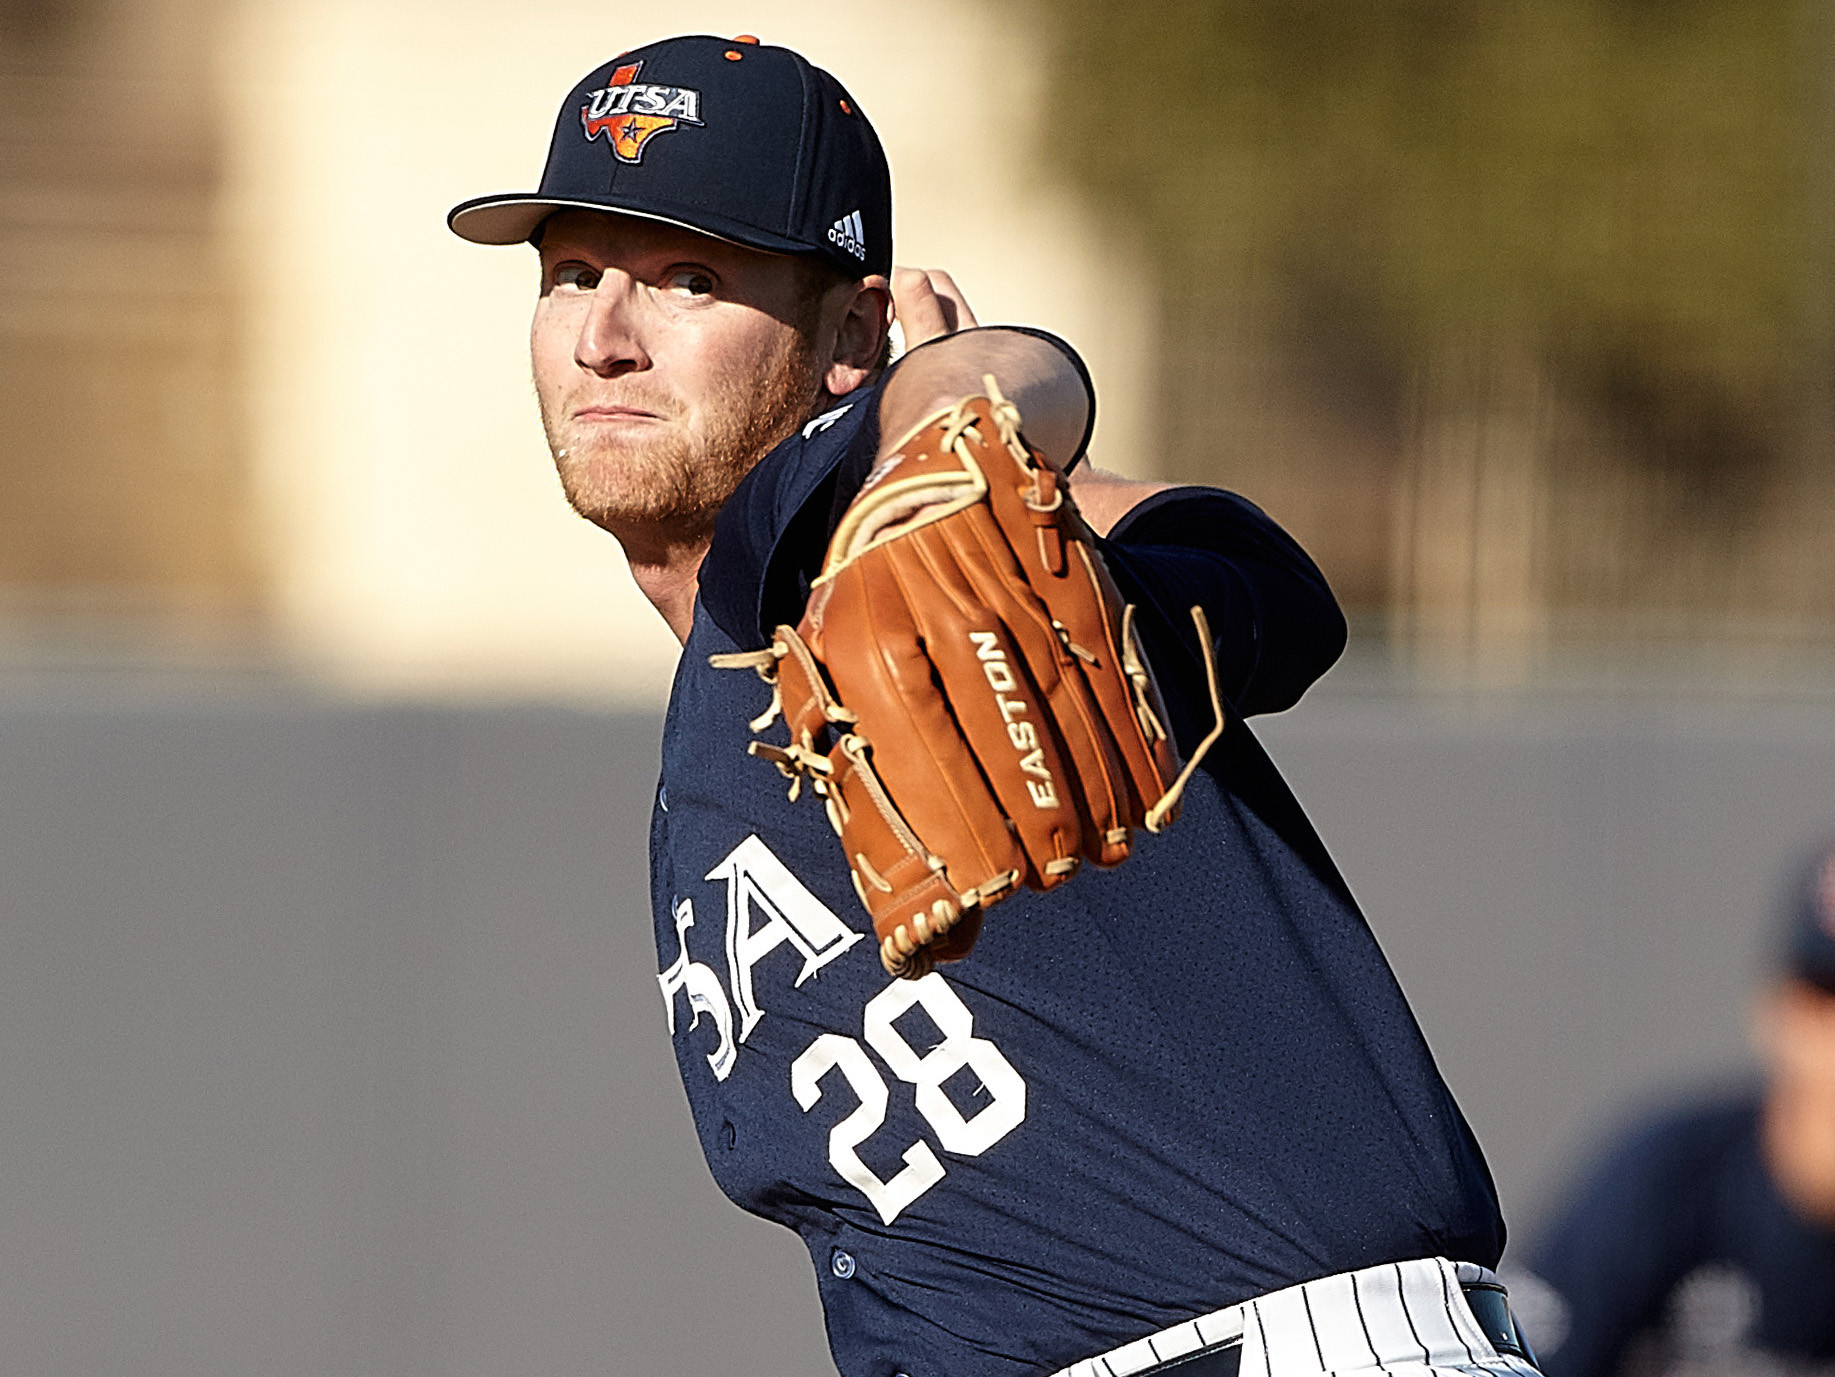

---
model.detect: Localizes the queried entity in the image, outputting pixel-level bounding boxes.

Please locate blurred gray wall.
[1259,696,1835,1226]
[1,684,1831,1376]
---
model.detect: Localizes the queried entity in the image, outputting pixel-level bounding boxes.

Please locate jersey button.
[830,1249,856,1279]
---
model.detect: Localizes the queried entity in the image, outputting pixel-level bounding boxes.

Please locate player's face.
[530,211,831,543]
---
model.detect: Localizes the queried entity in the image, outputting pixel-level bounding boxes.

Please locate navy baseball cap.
[1779,834,1835,991]
[448,34,892,278]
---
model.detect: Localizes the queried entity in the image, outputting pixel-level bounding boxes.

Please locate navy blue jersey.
[649,372,1503,1377]
[1521,1092,1835,1377]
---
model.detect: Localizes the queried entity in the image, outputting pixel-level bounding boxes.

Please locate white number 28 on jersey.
[791,974,1026,1224]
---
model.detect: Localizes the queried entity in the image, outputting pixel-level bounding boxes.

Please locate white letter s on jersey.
[657,898,737,1081]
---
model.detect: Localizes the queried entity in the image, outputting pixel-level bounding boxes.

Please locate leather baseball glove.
[713,378,1222,978]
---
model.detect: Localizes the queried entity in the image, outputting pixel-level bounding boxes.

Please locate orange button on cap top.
[732,33,759,43]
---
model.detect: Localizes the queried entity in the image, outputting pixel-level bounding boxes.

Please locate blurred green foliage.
[1035,0,1820,466]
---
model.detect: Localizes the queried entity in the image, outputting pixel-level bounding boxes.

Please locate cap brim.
[447,193,809,257]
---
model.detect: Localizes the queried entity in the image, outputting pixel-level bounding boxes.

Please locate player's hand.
[891,267,979,347]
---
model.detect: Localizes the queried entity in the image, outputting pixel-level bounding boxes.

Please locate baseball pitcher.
[449,33,1540,1377]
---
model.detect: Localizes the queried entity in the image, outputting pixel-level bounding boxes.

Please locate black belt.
[1143,1342,1242,1377]
[1133,1281,1538,1377]
[1463,1282,1539,1365]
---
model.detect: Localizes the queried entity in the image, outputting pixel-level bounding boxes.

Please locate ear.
[823,274,892,397]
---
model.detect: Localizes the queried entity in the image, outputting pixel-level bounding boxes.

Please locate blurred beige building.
[0,0,1159,700]
[0,0,254,655]
[1036,0,1835,689]
[4,0,1834,698]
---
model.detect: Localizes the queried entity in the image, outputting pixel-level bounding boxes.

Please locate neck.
[600,385,862,646]
[609,519,712,645]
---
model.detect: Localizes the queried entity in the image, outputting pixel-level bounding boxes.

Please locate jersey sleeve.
[1097,488,1347,722]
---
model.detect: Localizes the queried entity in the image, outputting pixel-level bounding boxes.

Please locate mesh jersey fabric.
[654,366,1503,1377]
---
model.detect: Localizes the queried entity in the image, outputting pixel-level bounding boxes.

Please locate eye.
[550,262,600,293]
[664,267,717,297]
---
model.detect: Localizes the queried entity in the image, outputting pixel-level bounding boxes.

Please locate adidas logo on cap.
[827,210,867,262]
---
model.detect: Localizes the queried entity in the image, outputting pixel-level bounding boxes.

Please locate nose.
[575,271,650,377]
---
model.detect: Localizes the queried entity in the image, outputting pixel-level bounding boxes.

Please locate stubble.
[541,331,823,544]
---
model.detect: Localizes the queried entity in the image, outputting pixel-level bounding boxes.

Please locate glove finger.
[1044,540,1183,839]
[828,742,989,979]
[914,507,1141,867]
[894,521,1113,885]
[812,565,1026,908]
[965,512,1147,861]
[974,436,1183,843]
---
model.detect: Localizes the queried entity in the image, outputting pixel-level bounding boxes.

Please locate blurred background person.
[1509,836,1835,1377]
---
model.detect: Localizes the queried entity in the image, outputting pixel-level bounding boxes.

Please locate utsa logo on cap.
[581,61,703,164]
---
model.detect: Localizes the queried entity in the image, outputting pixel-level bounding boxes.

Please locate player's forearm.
[1064,462,1173,537]
[876,327,1090,472]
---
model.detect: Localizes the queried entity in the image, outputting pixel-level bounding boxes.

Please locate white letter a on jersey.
[708,834,862,1041]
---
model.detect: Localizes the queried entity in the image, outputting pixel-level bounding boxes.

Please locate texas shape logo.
[581,61,703,164]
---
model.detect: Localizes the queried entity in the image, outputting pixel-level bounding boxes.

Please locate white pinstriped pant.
[1052,1258,1544,1377]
